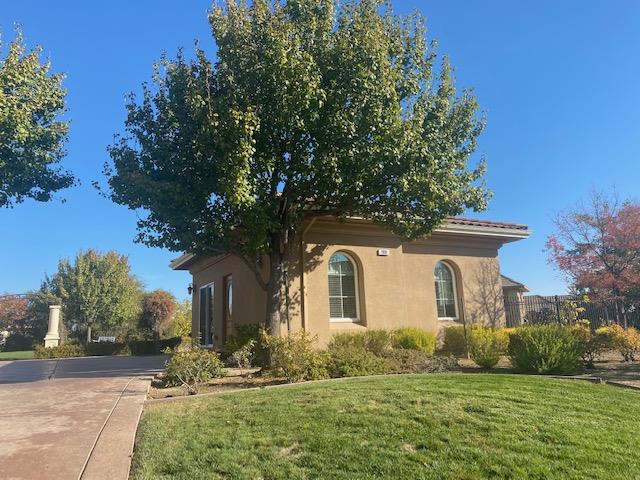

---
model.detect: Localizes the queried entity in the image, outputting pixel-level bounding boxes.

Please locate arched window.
[434,261,458,320]
[328,252,359,321]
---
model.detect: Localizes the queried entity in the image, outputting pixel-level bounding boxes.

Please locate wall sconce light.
[187,283,194,295]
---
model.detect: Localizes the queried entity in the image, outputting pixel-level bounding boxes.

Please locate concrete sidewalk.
[0,356,165,480]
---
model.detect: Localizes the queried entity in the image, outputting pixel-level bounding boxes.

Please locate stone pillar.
[44,305,62,348]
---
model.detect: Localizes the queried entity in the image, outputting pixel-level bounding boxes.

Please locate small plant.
[35,343,86,359]
[164,348,225,394]
[392,327,436,355]
[262,330,328,383]
[507,325,581,374]
[598,324,640,362]
[467,326,509,369]
[230,339,256,370]
[439,325,467,356]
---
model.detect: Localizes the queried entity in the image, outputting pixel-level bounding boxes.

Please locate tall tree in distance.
[0,30,75,207]
[546,191,640,326]
[104,0,490,334]
[47,250,143,342]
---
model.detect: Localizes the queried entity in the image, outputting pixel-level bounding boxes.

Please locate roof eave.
[435,223,531,242]
[170,253,196,270]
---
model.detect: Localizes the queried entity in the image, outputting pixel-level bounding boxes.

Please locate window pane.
[328,253,358,320]
[434,262,457,319]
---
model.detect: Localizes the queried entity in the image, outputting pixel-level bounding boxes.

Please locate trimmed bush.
[392,327,436,355]
[35,343,86,359]
[326,340,392,377]
[164,348,225,394]
[439,325,467,356]
[507,325,581,374]
[329,330,394,357]
[467,326,509,369]
[229,340,256,370]
[383,349,459,373]
[262,330,328,383]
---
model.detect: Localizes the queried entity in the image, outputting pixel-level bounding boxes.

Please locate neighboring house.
[171,216,530,348]
[501,274,529,327]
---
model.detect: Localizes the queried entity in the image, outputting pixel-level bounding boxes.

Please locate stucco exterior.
[173,216,530,348]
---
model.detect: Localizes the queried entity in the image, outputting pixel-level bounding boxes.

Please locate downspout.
[299,218,317,331]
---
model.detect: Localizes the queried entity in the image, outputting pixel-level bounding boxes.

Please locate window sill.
[438,318,459,322]
[330,318,360,323]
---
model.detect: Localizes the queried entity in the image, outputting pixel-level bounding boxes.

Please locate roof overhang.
[170,253,196,271]
[435,222,531,243]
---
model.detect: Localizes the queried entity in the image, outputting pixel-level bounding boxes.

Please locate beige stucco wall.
[188,218,509,348]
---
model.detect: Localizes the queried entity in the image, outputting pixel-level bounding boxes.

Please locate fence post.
[554,295,561,324]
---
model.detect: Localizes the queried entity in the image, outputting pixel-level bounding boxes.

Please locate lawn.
[132,374,640,480]
[0,350,34,361]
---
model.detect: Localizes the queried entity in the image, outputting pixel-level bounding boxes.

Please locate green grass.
[132,374,640,480]
[0,350,34,361]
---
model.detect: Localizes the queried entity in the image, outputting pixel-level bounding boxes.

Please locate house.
[171,216,530,348]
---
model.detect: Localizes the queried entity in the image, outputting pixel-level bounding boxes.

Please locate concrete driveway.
[0,355,166,480]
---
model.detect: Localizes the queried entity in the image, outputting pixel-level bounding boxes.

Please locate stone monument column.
[44,305,62,348]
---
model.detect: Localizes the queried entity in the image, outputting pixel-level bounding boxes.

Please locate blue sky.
[1,0,639,300]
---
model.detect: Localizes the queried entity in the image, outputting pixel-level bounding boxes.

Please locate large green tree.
[105,0,489,334]
[47,250,142,342]
[0,30,75,207]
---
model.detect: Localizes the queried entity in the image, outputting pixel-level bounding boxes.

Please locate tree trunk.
[86,324,92,344]
[266,248,288,336]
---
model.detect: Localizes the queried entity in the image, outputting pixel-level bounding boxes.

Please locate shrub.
[439,325,467,356]
[598,325,640,362]
[571,322,610,367]
[326,341,392,377]
[507,325,581,374]
[164,349,225,394]
[225,324,268,367]
[262,330,328,383]
[383,349,459,373]
[392,327,436,355]
[467,326,509,369]
[35,343,86,359]
[229,339,256,370]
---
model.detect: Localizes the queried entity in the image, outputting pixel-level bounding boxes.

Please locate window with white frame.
[328,252,359,321]
[434,261,458,320]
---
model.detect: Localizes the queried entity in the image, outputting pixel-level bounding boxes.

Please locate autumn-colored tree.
[546,191,640,326]
[140,290,177,349]
[0,30,75,207]
[0,295,28,332]
[104,0,489,334]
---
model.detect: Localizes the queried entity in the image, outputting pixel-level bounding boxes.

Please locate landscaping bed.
[133,374,640,480]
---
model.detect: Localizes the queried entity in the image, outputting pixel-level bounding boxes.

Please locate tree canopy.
[0,30,75,207]
[547,191,640,321]
[46,250,143,342]
[104,0,490,332]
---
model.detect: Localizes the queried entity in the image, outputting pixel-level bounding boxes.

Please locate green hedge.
[35,337,182,359]
[507,325,581,374]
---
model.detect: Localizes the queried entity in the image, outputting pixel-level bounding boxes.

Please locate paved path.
[0,355,166,480]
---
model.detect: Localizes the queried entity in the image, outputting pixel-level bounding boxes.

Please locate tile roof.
[447,217,529,231]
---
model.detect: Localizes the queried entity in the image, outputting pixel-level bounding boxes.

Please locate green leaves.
[105,0,490,260]
[0,30,75,207]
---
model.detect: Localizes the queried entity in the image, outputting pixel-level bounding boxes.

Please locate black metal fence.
[504,294,640,329]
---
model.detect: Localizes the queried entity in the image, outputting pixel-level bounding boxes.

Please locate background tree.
[170,299,192,338]
[104,0,489,334]
[0,30,75,207]
[0,291,58,350]
[140,289,177,350]
[47,250,142,342]
[546,191,640,326]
